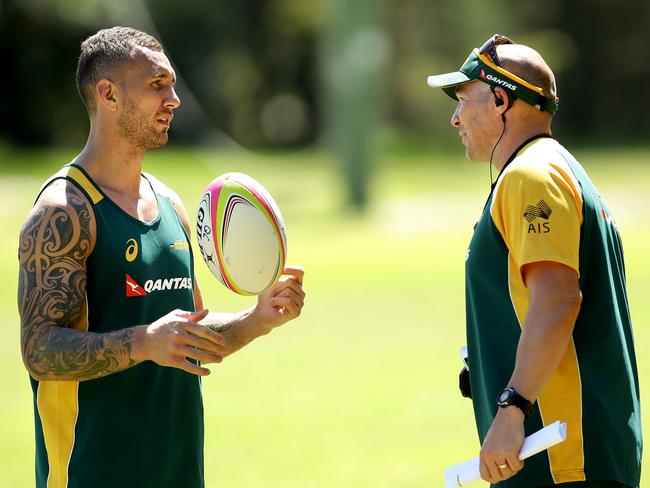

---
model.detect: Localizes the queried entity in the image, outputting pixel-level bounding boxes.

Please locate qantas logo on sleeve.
[125,274,193,298]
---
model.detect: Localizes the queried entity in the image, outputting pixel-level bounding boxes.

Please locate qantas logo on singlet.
[126,274,147,297]
[125,274,192,298]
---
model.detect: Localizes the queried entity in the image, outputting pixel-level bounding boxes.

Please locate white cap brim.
[426,71,471,89]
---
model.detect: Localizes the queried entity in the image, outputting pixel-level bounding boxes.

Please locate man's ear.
[95,79,118,112]
[493,86,510,115]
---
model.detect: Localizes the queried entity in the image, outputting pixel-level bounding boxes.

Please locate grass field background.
[0,145,648,487]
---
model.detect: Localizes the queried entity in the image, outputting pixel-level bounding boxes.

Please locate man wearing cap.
[427,35,641,487]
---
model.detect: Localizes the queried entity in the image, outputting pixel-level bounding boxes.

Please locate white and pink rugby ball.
[196,172,287,296]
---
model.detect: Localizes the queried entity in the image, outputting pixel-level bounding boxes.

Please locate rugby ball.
[196,172,287,296]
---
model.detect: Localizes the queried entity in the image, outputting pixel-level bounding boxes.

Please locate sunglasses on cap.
[478,34,514,67]
[426,34,559,115]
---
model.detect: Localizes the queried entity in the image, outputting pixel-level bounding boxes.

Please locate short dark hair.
[76,26,163,114]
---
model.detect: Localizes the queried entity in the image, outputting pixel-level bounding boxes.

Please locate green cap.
[427,49,559,114]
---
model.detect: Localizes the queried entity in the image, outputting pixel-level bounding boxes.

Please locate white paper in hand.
[444,421,567,488]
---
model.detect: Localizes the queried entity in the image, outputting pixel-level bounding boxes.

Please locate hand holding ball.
[196,173,287,296]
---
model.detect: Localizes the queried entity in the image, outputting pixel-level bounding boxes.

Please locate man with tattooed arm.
[18,26,305,488]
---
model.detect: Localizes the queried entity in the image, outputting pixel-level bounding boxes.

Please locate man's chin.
[143,133,169,151]
[465,147,489,163]
[460,140,474,161]
[149,130,169,149]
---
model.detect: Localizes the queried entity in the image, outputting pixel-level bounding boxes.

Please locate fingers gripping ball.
[196,173,287,296]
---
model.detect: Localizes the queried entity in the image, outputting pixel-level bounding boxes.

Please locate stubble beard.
[464,140,480,162]
[464,134,493,163]
[118,95,168,151]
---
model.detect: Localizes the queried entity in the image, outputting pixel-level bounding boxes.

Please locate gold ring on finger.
[497,463,508,469]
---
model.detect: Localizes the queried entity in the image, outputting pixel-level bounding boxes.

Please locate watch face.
[496,388,532,417]
[498,389,512,403]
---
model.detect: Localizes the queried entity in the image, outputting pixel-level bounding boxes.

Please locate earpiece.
[491,86,508,109]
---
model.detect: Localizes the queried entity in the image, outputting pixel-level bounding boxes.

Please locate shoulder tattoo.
[18,182,135,380]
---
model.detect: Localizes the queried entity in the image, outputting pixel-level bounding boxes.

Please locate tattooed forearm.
[25,325,137,381]
[202,314,235,334]
[199,309,273,357]
[18,182,137,381]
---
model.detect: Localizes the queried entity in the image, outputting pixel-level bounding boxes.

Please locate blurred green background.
[1,0,649,486]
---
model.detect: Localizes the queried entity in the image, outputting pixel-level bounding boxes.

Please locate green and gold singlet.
[31,164,204,487]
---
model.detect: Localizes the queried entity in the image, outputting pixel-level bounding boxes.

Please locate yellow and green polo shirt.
[465,136,641,487]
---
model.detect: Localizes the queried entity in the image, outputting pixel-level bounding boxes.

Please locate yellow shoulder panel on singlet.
[40,165,103,204]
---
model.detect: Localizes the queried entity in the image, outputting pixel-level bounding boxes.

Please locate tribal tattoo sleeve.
[18,182,137,381]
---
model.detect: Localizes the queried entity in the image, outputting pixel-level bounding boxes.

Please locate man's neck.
[491,121,552,172]
[73,123,145,197]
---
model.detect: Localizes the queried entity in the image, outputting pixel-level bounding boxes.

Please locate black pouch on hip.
[459,367,472,399]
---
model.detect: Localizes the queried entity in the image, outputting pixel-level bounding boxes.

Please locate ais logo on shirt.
[524,200,552,234]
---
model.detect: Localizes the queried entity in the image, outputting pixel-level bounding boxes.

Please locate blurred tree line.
[1,0,649,150]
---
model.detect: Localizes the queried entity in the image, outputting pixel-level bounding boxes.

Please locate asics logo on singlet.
[125,238,139,262]
[480,69,517,91]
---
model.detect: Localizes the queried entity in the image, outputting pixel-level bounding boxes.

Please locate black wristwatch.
[496,387,533,417]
